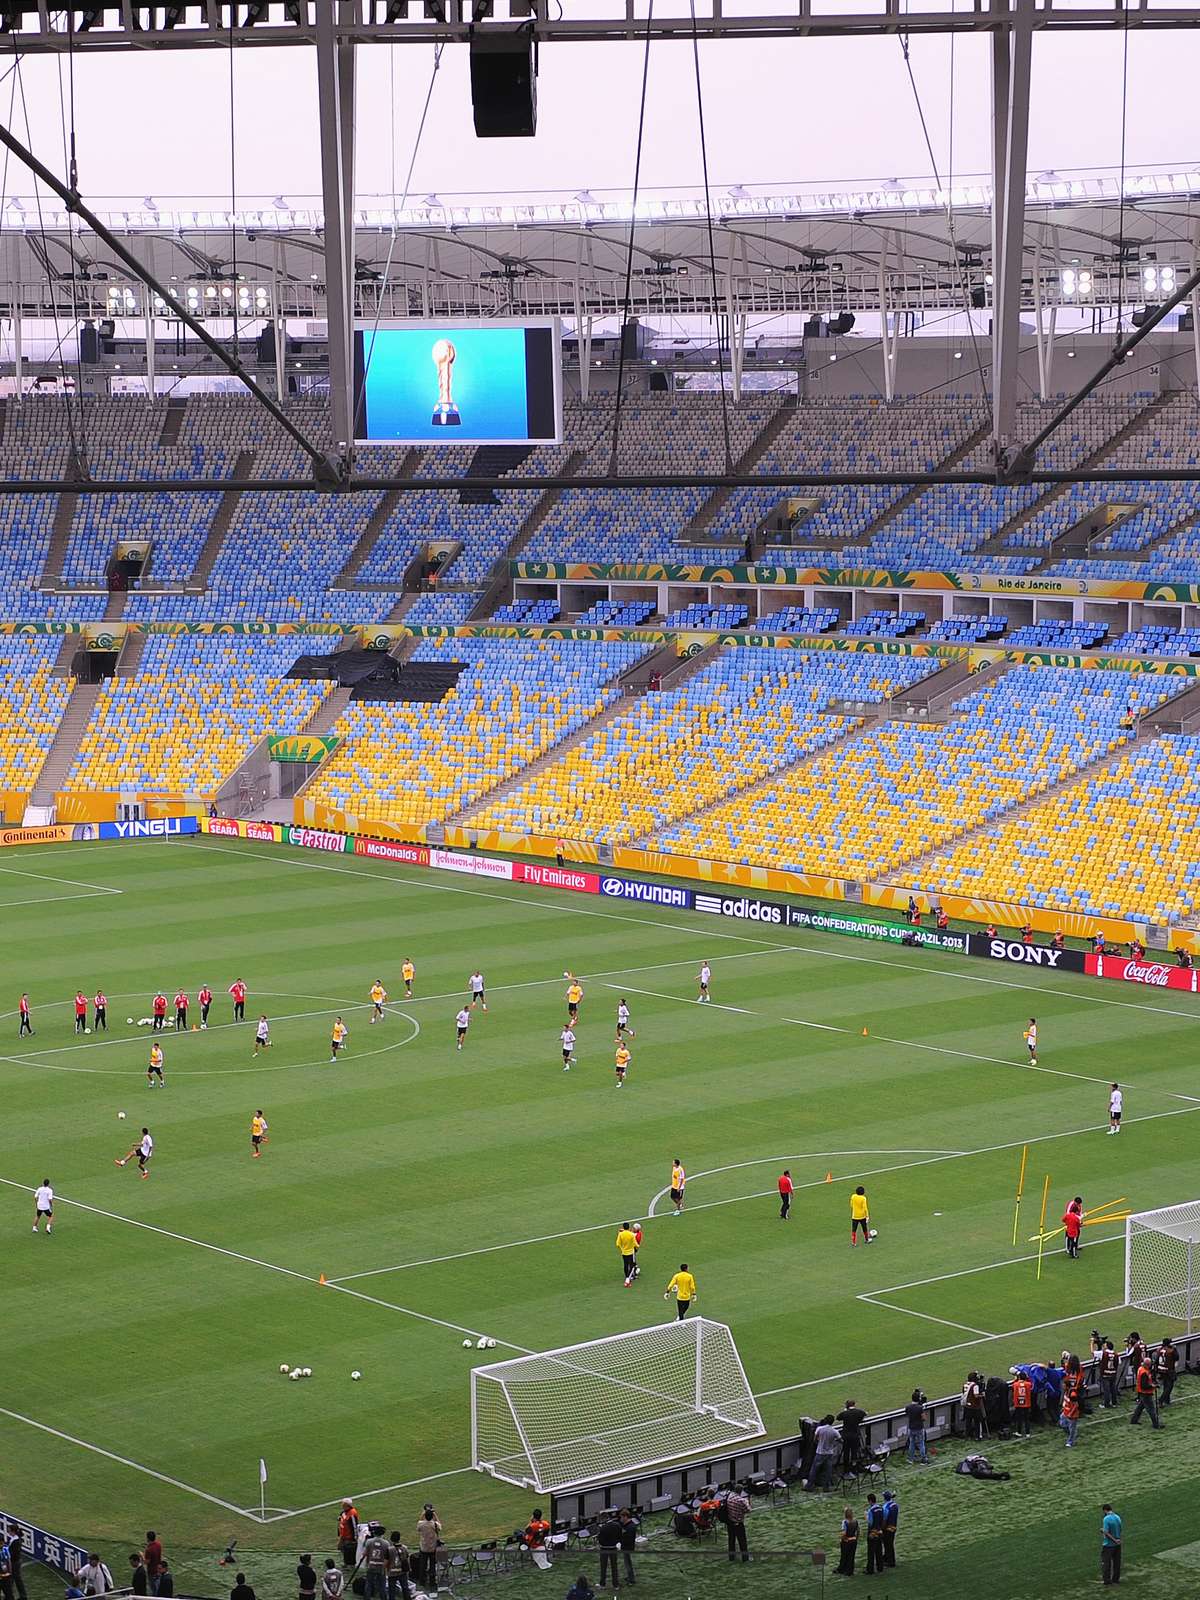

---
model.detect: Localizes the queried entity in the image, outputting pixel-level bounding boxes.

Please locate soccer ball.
[84,1028,91,1035]
[475,1338,487,1349]
[462,1339,473,1348]
[485,1339,496,1349]
[868,1228,879,1239]
[302,1367,313,1378]
[118,1111,126,1120]
[351,1370,362,1381]
[116,1159,126,1167]
[127,1017,134,1025]
[280,1363,291,1374]
[289,1368,302,1381]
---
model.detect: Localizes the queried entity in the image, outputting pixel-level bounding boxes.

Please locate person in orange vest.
[1010,1370,1033,1440]
[1059,1357,1083,1448]
[1130,1356,1163,1429]
[337,1501,360,1570]
[1062,1197,1083,1259]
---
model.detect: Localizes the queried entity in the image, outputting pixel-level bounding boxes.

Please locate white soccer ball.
[476,1337,487,1349]
[302,1367,313,1378]
[351,1370,362,1381]
[118,1111,126,1120]
[868,1228,879,1239]
[462,1338,473,1348]
[485,1338,496,1349]
[84,1028,91,1035]
[280,1363,291,1374]
[289,1369,302,1381]
[563,971,570,978]
[127,1016,134,1025]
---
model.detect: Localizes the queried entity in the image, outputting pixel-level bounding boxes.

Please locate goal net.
[471,1318,764,1492]
[1125,1200,1200,1329]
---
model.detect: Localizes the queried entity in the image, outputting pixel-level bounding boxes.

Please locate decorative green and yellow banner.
[267,733,342,763]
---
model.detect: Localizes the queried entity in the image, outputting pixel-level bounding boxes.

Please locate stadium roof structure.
[0,0,1198,489]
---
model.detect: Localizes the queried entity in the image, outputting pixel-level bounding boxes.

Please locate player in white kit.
[1108,1083,1123,1134]
[32,1178,53,1233]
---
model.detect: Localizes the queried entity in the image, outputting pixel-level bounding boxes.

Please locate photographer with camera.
[904,1390,928,1463]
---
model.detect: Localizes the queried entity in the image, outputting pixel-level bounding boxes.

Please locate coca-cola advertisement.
[1085,953,1200,992]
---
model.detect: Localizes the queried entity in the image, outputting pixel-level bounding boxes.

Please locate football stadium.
[5,6,1200,1599]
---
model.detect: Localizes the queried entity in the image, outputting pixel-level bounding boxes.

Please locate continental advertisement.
[509,560,1200,603]
[267,733,341,763]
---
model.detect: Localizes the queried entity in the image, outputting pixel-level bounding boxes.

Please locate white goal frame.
[1125,1200,1200,1331]
[470,1318,764,1493]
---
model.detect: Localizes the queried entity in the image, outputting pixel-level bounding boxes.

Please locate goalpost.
[1125,1200,1200,1330]
[471,1318,764,1492]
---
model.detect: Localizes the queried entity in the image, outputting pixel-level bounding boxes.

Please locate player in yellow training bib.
[369,980,387,1023]
[402,959,415,998]
[669,1159,686,1216]
[614,1042,631,1088]
[330,1017,349,1062]
[250,1110,269,1157]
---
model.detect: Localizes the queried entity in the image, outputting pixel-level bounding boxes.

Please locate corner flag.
[259,1458,268,1485]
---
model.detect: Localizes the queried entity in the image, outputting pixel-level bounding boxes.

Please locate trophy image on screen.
[431,337,461,426]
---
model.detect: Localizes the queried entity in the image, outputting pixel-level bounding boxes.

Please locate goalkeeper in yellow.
[616,1223,640,1288]
[664,1263,697,1320]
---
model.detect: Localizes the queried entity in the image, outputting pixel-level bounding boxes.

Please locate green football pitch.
[3,833,1198,1566]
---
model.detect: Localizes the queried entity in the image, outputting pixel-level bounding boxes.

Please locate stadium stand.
[463,647,939,844]
[402,591,482,627]
[661,603,749,630]
[843,608,926,637]
[1003,619,1109,650]
[574,599,657,627]
[1109,623,1200,657]
[0,636,75,792]
[918,733,1200,923]
[655,665,1185,876]
[303,636,647,826]
[491,598,561,624]
[64,636,335,794]
[927,616,1008,643]
[757,605,840,634]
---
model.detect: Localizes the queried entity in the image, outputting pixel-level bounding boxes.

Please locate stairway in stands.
[458,445,533,504]
[188,450,256,588]
[29,678,103,807]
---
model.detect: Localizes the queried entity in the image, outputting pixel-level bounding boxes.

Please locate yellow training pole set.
[1035,1174,1052,1281]
[1029,1197,1131,1245]
[1012,1144,1029,1247]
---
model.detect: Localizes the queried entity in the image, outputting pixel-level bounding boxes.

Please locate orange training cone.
[825,1172,833,1183]
[862,1026,869,1036]
[319,1273,327,1285]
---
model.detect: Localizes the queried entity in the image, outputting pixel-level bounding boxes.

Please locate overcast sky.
[4,28,1198,210]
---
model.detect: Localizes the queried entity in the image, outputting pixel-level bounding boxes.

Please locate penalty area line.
[0,1404,258,1521]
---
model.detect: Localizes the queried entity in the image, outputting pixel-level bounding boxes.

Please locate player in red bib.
[198,985,213,1029]
[778,1168,794,1221]
[18,993,33,1037]
[229,979,246,1022]
[174,990,189,1031]
[93,989,108,1032]
[152,991,168,1032]
[74,991,88,1034]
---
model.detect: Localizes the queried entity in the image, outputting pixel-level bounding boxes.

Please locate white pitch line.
[327,1150,963,1284]
[607,978,1165,1096]
[753,1302,1133,1399]
[193,836,1200,1024]
[266,1466,478,1523]
[322,1279,533,1353]
[0,889,124,908]
[857,1294,994,1339]
[0,1404,255,1519]
[0,861,124,893]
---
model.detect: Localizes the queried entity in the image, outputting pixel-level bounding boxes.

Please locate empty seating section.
[65,637,333,794]
[843,609,925,638]
[1005,619,1108,650]
[0,398,102,619]
[920,734,1200,923]
[759,605,839,633]
[464,648,939,845]
[403,592,481,627]
[303,637,646,826]
[492,598,561,624]
[927,616,1007,642]
[0,637,74,790]
[575,599,657,627]
[522,395,776,564]
[662,603,748,630]
[705,398,982,558]
[656,667,1180,876]
[1110,623,1200,657]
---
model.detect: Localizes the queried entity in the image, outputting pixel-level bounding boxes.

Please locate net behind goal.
[1125,1200,1200,1329]
[471,1318,764,1492]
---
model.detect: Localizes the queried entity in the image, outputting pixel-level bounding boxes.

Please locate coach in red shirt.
[778,1169,794,1221]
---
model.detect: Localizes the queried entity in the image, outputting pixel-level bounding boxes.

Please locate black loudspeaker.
[470,30,537,137]
[829,311,855,336]
[620,317,644,361]
[970,286,987,309]
[802,316,823,338]
[648,371,669,392]
[256,325,278,364]
[79,322,101,364]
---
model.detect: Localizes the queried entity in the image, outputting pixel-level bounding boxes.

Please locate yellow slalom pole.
[1082,1196,1127,1219]
[1011,1143,1029,1247]
[1036,1174,1052,1281]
